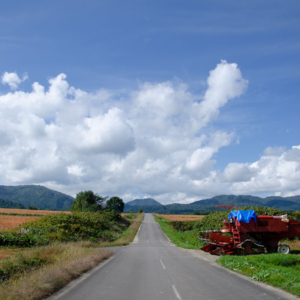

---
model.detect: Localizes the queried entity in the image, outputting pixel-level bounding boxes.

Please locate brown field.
[158,214,205,221]
[0,215,41,230]
[121,213,130,216]
[0,208,71,215]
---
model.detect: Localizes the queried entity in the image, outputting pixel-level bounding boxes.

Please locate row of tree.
[71,190,125,213]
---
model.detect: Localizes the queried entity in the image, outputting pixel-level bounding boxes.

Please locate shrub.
[0,211,129,247]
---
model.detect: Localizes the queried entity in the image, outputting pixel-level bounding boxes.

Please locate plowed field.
[0,208,71,215]
[158,214,205,221]
[0,215,41,229]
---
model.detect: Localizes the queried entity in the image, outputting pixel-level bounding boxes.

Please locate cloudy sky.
[0,1,300,203]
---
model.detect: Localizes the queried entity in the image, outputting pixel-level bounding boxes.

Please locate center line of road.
[172,285,182,300]
[160,259,166,269]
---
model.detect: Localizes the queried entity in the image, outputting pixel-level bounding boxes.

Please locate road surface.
[50,213,297,300]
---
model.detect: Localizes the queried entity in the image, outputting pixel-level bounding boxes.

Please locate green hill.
[0,198,24,209]
[125,198,161,207]
[0,185,74,210]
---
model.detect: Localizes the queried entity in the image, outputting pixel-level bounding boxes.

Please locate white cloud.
[229,148,300,196]
[223,163,256,182]
[1,72,28,90]
[264,146,286,156]
[0,60,263,202]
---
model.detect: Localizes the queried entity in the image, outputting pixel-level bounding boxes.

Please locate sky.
[0,0,300,204]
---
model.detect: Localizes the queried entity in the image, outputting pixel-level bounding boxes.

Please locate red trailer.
[199,210,300,255]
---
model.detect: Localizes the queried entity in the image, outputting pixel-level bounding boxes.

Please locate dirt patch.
[0,215,41,229]
[158,214,205,221]
[0,208,71,216]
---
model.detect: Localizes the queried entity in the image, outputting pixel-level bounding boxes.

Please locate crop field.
[158,214,205,221]
[0,208,71,215]
[0,215,41,229]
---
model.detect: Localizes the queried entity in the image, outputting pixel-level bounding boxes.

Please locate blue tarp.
[228,210,257,223]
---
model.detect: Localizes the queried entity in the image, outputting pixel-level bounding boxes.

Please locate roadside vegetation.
[154,214,202,249]
[218,254,300,297]
[0,190,144,300]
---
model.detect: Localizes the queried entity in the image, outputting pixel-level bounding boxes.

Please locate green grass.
[153,214,203,249]
[218,254,300,296]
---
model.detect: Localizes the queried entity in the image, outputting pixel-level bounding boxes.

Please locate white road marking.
[160,259,166,269]
[172,285,182,300]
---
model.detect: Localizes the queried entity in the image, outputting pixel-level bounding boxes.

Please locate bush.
[171,221,195,232]
[0,211,129,247]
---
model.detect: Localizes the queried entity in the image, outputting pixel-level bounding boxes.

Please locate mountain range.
[0,185,299,213]
[0,185,74,210]
[124,195,300,214]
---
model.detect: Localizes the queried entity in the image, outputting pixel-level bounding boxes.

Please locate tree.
[106,197,124,213]
[71,191,107,212]
[138,208,143,213]
[28,206,38,210]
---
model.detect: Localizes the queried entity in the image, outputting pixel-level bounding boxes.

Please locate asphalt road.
[50,214,297,300]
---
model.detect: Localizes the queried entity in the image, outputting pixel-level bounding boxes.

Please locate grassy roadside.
[100,212,144,247]
[218,254,300,297]
[0,213,144,300]
[153,214,202,249]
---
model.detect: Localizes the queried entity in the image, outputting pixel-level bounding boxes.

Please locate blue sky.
[0,1,300,203]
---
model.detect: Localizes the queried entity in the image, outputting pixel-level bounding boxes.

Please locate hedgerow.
[0,210,129,247]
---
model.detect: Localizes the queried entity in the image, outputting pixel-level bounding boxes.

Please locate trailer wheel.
[278,244,290,254]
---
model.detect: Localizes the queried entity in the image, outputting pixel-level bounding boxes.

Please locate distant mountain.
[0,198,25,209]
[124,198,162,212]
[125,198,161,207]
[0,185,74,210]
[123,194,300,214]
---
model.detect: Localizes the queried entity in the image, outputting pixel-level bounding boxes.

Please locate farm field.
[0,208,71,215]
[157,214,205,221]
[0,215,41,229]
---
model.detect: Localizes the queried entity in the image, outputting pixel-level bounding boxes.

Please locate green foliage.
[71,191,107,212]
[138,208,143,213]
[0,198,24,209]
[0,185,74,210]
[27,206,38,210]
[124,213,137,220]
[171,221,195,232]
[219,254,300,296]
[106,197,124,213]
[0,211,129,247]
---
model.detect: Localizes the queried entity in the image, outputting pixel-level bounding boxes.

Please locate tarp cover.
[228,210,257,223]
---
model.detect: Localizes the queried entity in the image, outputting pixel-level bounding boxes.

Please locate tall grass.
[0,242,112,300]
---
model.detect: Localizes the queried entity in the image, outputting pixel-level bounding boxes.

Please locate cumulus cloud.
[1,72,28,90]
[0,60,269,202]
[264,146,286,156]
[229,147,300,196]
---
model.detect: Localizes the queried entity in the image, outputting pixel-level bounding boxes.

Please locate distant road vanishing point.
[49,214,297,300]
